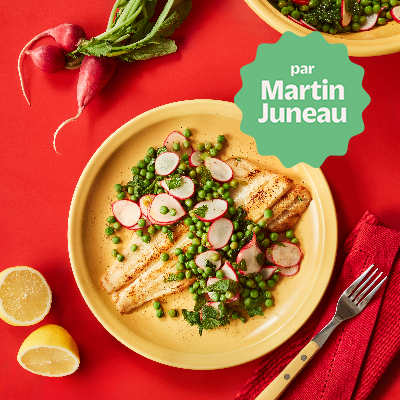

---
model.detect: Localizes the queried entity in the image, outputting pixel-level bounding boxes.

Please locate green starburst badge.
[234,32,370,168]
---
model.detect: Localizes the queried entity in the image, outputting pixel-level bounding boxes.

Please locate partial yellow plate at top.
[68,99,337,370]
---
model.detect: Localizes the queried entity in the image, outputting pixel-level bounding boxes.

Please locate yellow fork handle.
[255,340,320,400]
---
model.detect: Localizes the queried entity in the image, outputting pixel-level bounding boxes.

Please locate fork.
[255,264,387,400]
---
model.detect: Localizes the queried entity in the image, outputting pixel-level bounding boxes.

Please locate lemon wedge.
[0,266,52,326]
[17,324,80,377]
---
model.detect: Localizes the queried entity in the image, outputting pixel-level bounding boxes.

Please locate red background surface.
[1,0,400,399]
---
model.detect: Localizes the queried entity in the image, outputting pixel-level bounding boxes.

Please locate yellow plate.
[244,0,400,57]
[68,99,337,369]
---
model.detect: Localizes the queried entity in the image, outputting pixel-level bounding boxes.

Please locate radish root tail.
[18,31,50,105]
[53,108,84,154]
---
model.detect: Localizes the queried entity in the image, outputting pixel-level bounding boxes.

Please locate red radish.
[220,261,239,282]
[259,267,277,280]
[148,193,186,225]
[292,0,309,4]
[300,20,318,31]
[139,194,156,218]
[207,218,234,249]
[200,302,221,320]
[189,151,203,167]
[128,215,151,230]
[112,200,141,228]
[236,232,263,275]
[265,250,274,264]
[195,250,222,270]
[163,131,193,157]
[205,277,219,301]
[277,265,300,276]
[270,241,302,268]
[160,176,195,200]
[359,9,382,30]
[341,0,352,26]
[204,158,233,182]
[25,45,65,74]
[192,199,228,222]
[155,152,180,176]
[287,16,303,26]
[18,23,86,105]
[53,55,117,153]
[391,6,400,22]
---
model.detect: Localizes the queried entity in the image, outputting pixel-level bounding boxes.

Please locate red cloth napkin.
[235,211,400,400]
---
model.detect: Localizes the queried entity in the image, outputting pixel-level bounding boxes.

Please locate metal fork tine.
[357,276,387,309]
[349,267,378,300]
[344,264,374,296]
[354,271,383,303]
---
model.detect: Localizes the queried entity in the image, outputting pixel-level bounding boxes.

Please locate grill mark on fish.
[99,222,188,294]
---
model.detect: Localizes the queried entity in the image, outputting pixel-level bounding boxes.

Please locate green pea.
[148,225,157,235]
[230,179,239,188]
[209,148,218,157]
[309,0,317,6]
[112,236,120,244]
[265,290,273,299]
[117,254,124,262]
[246,279,256,288]
[230,242,238,250]
[192,293,199,301]
[183,128,191,138]
[250,289,259,299]
[253,226,261,235]
[177,272,185,280]
[168,309,177,318]
[107,216,116,224]
[131,167,140,175]
[377,17,386,24]
[161,226,169,234]
[114,183,123,192]
[116,192,125,200]
[198,190,206,199]
[272,273,280,282]
[291,237,299,245]
[204,266,213,276]
[211,253,220,262]
[111,249,118,257]
[364,4,373,12]
[386,11,392,19]
[390,0,397,6]
[281,6,290,14]
[175,248,183,256]
[178,162,187,171]
[161,253,169,262]
[237,232,244,240]
[197,143,205,151]
[211,292,220,302]
[329,26,337,34]
[278,0,287,6]
[214,142,223,151]
[285,230,294,239]
[105,226,114,236]
[185,270,193,279]
[130,244,138,252]
[351,22,361,31]
[231,310,240,320]
[137,218,146,228]
[189,225,196,233]
[244,297,253,306]
[216,270,224,279]
[228,206,236,215]
[153,301,161,310]
[217,135,225,143]
[169,208,177,217]
[178,254,186,264]
[264,209,273,218]
[299,4,309,10]
[136,229,143,237]
[267,279,276,288]
[258,280,267,289]
[183,140,191,149]
[156,309,164,318]
[291,9,300,18]
[204,142,212,150]
[188,245,197,254]
[159,206,169,214]
[181,153,189,161]
[265,298,274,307]
[225,290,234,300]
[189,170,196,179]
[270,232,279,242]
[137,160,146,169]
[322,22,331,32]
[141,235,150,243]
[172,142,181,151]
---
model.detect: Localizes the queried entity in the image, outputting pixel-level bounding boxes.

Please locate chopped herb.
[156,145,168,156]
[204,259,216,271]
[200,278,240,295]
[236,157,242,161]
[233,205,247,223]
[246,305,264,317]
[198,165,213,185]
[191,204,208,218]
[165,227,174,243]
[237,259,247,271]
[126,175,146,198]
[297,196,303,201]
[166,174,182,190]
[256,252,265,266]
[277,241,286,247]
[163,273,178,283]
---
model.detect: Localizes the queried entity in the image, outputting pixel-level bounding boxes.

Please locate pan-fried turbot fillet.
[225,158,312,232]
[100,222,189,294]
[225,158,294,222]
[112,234,195,314]
[259,184,312,232]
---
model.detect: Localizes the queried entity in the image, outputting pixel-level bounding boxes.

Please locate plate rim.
[68,99,338,369]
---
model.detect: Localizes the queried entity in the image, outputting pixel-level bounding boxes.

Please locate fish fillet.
[100,222,188,294]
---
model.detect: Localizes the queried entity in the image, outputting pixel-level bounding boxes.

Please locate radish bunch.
[18,0,192,153]
[105,129,306,333]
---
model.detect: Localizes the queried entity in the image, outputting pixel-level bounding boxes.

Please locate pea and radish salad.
[270,0,400,34]
[105,129,304,335]
[18,0,192,152]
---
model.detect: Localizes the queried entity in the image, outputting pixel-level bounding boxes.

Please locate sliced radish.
[292,0,309,4]
[128,215,151,230]
[278,265,300,276]
[341,0,352,27]
[300,19,318,31]
[236,232,263,275]
[204,158,233,183]
[139,194,155,218]
[200,301,221,320]
[220,261,239,282]
[189,151,203,167]
[207,218,234,249]
[360,10,381,30]
[287,16,303,26]
[391,6,400,22]
[163,131,193,157]
[259,267,277,280]
[192,199,228,222]
[271,241,302,268]
[155,152,180,176]
[195,250,222,270]
[112,200,141,228]
[160,176,195,200]
[148,193,186,225]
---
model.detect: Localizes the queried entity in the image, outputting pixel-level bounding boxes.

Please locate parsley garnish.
[163,273,178,283]
[297,196,303,201]
[198,165,213,185]
[166,174,182,190]
[191,205,208,218]
[256,252,266,266]
[200,278,240,295]
[165,227,174,243]
[277,241,286,247]
[156,146,168,156]
[237,259,247,271]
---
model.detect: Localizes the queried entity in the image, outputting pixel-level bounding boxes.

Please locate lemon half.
[18,324,80,377]
[0,266,52,326]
